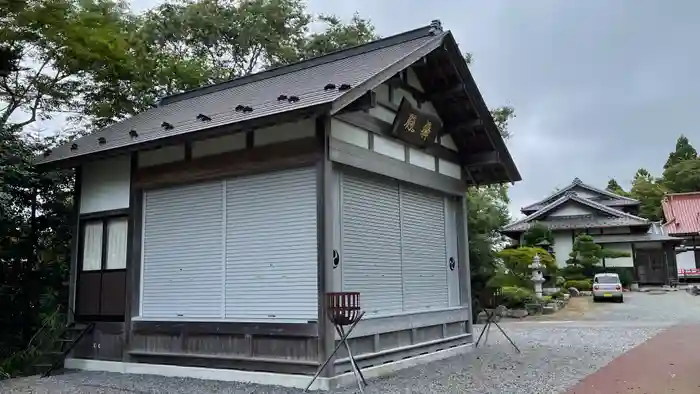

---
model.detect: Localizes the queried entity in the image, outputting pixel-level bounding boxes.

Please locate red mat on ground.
[565,324,700,394]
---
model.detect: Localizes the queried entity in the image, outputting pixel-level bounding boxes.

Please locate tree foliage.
[521,222,554,248]
[612,135,700,222]
[662,137,700,194]
[664,135,697,169]
[564,234,629,278]
[0,126,74,376]
[605,178,628,197]
[81,0,377,128]
[490,247,557,289]
[628,168,667,221]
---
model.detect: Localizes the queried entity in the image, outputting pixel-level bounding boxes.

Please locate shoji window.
[80,217,128,272]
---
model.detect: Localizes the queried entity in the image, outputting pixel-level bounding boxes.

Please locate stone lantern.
[528,253,546,299]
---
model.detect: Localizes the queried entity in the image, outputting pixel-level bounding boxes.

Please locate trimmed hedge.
[500,286,535,309]
[564,279,592,291]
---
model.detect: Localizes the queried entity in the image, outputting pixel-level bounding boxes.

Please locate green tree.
[0,0,134,130]
[490,247,557,288]
[521,222,554,248]
[629,168,666,221]
[0,126,74,377]
[605,178,628,196]
[664,135,697,169]
[467,106,515,298]
[564,234,629,278]
[81,0,378,128]
[663,159,700,193]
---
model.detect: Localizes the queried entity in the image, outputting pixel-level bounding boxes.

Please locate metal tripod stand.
[305,292,367,392]
[474,288,521,353]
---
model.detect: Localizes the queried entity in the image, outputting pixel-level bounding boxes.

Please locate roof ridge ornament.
[429,20,443,34]
[572,177,582,185]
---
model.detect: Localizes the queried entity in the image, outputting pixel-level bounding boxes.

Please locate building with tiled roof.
[662,191,700,270]
[35,21,521,388]
[502,178,682,284]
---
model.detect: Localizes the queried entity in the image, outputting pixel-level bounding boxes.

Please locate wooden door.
[76,216,128,322]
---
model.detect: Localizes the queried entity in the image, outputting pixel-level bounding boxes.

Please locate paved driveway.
[2,292,700,394]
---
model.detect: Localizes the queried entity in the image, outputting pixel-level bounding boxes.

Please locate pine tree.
[664,135,698,169]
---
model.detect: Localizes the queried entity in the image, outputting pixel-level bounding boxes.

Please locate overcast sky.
[121,1,700,218]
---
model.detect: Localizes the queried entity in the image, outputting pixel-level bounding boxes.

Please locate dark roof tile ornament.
[429,19,443,34]
[572,177,582,185]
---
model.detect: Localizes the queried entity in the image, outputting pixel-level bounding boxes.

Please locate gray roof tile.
[502,192,649,233]
[37,31,441,165]
[521,177,639,212]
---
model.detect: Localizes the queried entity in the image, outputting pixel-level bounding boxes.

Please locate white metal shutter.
[141,181,224,319]
[224,167,317,321]
[400,184,449,312]
[341,173,403,316]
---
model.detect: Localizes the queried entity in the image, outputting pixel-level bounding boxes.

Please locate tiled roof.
[591,233,683,244]
[662,192,700,236]
[35,25,446,165]
[502,191,649,233]
[521,177,639,213]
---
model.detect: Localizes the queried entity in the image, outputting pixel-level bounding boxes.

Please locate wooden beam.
[385,75,427,102]
[427,84,465,101]
[343,90,377,112]
[464,151,500,167]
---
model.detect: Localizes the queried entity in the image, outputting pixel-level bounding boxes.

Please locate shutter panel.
[400,184,448,311]
[341,173,403,315]
[142,181,224,319]
[225,168,317,321]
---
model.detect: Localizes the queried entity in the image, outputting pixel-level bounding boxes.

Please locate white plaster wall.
[368,105,396,124]
[548,202,593,217]
[391,85,419,108]
[440,135,458,151]
[552,231,573,268]
[408,148,435,171]
[80,155,131,214]
[138,145,185,167]
[253,119,315,146]
[603,243,634,267]
[373,135,405,161]
[677,250,697,270]
[438,159,461,179]
[192,132,246,158]
[406,68,424,92]
[330,119,370,148]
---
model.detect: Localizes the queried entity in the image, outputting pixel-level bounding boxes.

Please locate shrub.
[550,291,567,300]
[500,286,535,309]
[492,247,558,289]
[564,279,592,291]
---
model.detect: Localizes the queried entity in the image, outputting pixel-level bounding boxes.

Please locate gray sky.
[87,1,700,218]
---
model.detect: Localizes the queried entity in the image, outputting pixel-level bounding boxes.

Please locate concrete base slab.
[64,342,474,391]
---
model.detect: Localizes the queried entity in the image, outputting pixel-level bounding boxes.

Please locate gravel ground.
[1,292,697,394]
